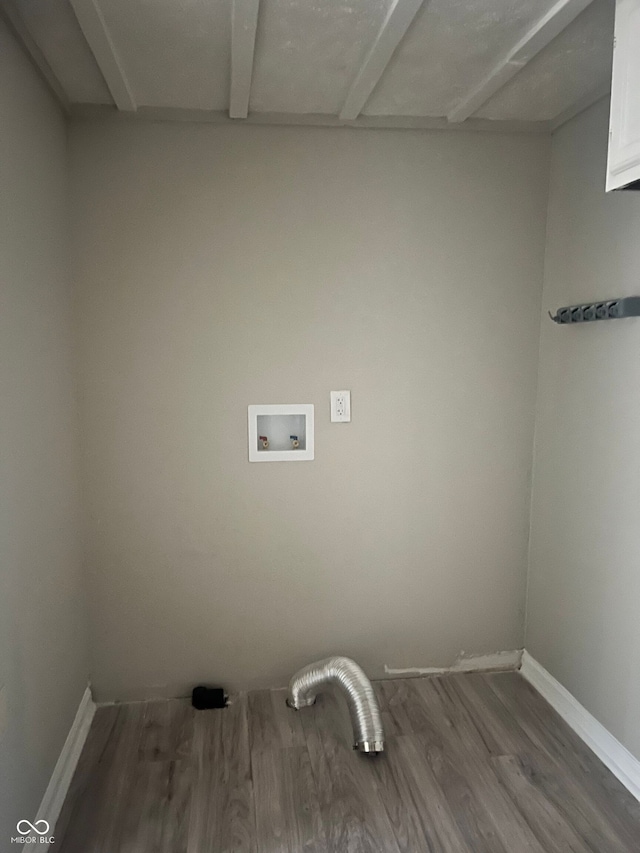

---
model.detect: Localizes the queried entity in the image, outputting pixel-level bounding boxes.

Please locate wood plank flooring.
[54,672,640,852]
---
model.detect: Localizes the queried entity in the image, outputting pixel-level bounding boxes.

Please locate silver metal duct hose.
[287,656,385,753]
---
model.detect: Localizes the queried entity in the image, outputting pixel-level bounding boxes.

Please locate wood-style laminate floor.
[54,672,640,852]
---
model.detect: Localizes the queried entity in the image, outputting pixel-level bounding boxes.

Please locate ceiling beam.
[69,0,136,111]
[0,0,70,112]
[230,0,260,119]
[447,0,596,123]
[340,0,425,121]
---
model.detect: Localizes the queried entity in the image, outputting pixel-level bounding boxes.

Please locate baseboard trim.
[520,651,640,802]
[25,685,96,851]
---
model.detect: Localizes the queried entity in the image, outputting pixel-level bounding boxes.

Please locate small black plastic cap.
[192,685,227,710]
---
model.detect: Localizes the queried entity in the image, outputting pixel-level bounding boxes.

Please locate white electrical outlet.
[330,390,351,422]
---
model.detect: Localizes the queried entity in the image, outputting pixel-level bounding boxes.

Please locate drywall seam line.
[522,128,554,649]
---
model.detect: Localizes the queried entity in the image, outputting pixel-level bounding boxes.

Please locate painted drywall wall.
[0,19,89,838]
[70,118,550,700]
[527,98,640,760]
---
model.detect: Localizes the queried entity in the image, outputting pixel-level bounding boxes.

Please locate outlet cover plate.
[330,390,351,422]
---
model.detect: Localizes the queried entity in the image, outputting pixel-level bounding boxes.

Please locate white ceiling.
[1,0,614,130]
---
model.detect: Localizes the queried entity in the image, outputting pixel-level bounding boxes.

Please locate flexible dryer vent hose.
[287,656,385,753]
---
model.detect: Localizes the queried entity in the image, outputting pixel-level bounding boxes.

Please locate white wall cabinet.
[607,0,640,190]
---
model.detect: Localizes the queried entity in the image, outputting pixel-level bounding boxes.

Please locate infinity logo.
[16,819,50,836]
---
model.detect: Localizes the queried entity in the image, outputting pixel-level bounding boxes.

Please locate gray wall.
[527,98,640,760]
[70,118,550,701]
[0,20,89,836]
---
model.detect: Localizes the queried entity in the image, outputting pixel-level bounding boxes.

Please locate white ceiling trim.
[69,0,136,111]
[0,0,69,111]
[550,81,610,131]
[447,0,596,123]
[230,0,260,119]
[70,103,551,134]
[339,0,426,121]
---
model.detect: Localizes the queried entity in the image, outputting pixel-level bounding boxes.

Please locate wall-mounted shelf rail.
[550,296,640,324]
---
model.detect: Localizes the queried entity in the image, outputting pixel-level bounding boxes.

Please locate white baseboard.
[25,685,96,852]
[384,648,523,677]
[520,651,640,803]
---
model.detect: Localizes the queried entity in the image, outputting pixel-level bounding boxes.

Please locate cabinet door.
[607,0,640,190]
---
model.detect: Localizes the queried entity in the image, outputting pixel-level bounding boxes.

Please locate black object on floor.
[191,685,227,709]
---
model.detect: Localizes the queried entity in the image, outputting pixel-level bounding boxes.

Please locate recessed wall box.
[248,404,314,462]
